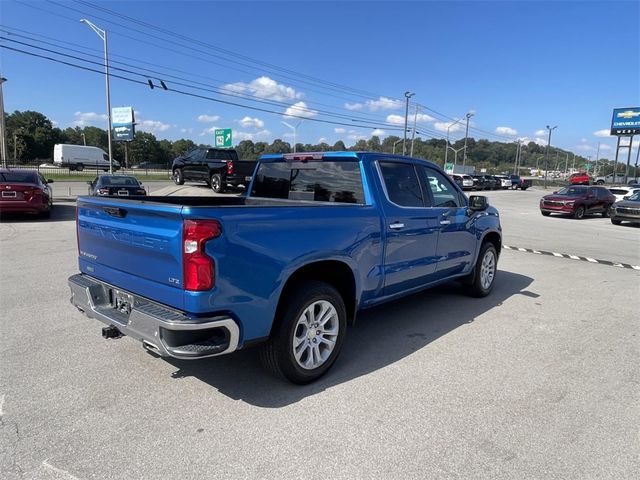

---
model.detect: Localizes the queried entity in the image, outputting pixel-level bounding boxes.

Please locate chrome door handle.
[389,222,405,230]
[439,220,451,225]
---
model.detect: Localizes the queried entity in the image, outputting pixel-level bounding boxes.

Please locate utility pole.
[513,140,522,174]
[392,138,403,155]
[571,153,575,172]
[410,105,419,157]
[594,142,600,176]
[81,132,86,146]
[564,152,568,176]
[0,77,7,168]
[463,112,474,168]
[543,125,557,189]
[402,91,414,155]
[444,117,464,168]
[81,19,113,173]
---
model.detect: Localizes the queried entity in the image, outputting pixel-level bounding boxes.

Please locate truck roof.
[259,151,439,168]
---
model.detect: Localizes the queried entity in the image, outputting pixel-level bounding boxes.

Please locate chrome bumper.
[68,274,240,359]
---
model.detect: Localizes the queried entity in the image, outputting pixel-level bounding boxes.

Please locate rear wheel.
[260,281,346,384]
[173,168,184,185]
[602,205,611,218]
[573,205,586,219]
[210,173,225,193]
[541,211,551,216]
[611,218,622,225]
[596,180,604,185]
[76,163,84,172]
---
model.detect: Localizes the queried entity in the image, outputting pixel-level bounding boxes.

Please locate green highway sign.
[444,162,454,172]
[214,128,233,148]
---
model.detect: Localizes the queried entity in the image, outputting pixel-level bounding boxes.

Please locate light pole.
[444,117,464,168]
[81,132,86,146]
[0,77,7,167]
[410,105,419,157]
[594,142,600,176]
[463,112,474,168]
[543,125,557,189]
[80,19,113,173]
[282,120,302,153]
[447,145,465,168]
[392,138,403,155]
[402,91,414,155]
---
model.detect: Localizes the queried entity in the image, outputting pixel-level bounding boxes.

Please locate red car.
[0,169,54,218]
[539,185,615,219]
[568,172,590,185]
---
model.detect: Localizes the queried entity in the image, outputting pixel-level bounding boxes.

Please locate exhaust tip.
[102,325,122,339]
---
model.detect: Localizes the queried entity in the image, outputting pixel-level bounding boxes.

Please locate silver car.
[610,191,640,225]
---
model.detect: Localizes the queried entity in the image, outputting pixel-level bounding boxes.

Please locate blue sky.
[1,0,639,158]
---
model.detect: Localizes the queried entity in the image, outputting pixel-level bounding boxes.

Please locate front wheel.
[573,205,586,219]
[541,211,551,216]
[173,169,184,185]
[76,163,84,172]
[596,180,605,185]
[611,218,622,225]
[464,242,498,298]
[260,281,346,384]
[210,173,225,193]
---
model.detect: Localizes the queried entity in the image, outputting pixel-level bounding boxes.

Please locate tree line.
[5,109,634,176]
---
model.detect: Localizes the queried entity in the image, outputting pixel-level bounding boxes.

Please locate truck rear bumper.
[68,274,240,359]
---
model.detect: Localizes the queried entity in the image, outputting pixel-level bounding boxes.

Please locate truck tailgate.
[77,197,185,308]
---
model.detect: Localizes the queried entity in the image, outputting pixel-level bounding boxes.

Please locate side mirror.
[47,179,54,184]
[468,195,488,212]
[87,181,93,185]
[553,190,558,194]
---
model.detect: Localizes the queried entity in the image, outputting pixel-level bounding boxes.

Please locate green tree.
[6,110,58,161]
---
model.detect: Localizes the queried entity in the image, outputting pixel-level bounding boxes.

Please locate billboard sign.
[112,106,135,141]
[610,107,640,136]
[214,128,232,148]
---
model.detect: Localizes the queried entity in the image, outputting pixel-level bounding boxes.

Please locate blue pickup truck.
[69,152,502,383]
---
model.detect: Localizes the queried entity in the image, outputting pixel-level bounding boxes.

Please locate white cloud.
[593,129,611,137]
[238,116,265,129]
[371,129,386,137]
[197,114,220,123]
[318,137,328,144]
[223,76,301,102]
[575,144,594,152]
[415,113,435,123]
[283,101,317,119]
[495,126,518,136]
[345,96,403,112]
[180,128,194,134]
[334,128,346,134]
[534,129,546,137]
[386,114,405,125]
[348,132,368,141]
[199,126,219,136]
[138,119,171,133]
[533,137,547,146]
[73,111,107,127]
[599,144,612,150]
[580,138,588,143]
[433,120,465,133]
[234,129,271,142]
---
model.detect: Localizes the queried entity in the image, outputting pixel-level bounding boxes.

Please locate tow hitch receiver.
[102,325,122,339]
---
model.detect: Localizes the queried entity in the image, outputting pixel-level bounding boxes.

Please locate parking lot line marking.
[0,394,4,416]
[503,245,640,271]
[42,460,81,480]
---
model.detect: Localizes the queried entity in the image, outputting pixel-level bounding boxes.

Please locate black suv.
[172,147,257,193]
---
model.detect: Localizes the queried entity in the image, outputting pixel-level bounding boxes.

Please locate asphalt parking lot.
[1,188,638,479]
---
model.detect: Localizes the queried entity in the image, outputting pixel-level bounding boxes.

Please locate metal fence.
[4,159,172,179]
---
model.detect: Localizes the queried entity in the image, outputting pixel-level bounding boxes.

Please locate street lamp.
[0,77,7,167]
[463,112,474,168]
[543,125,557,189]
[403,91,414,155]
[81,132,86,146]
[80,19,113,173]
[392,138,403,155]
[447,145,465,168]
[282,120,302,153]
[444,117,464,168]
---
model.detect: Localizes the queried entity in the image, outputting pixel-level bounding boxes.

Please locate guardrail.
[4,160,172,180]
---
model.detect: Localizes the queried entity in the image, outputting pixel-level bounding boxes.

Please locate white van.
[53,144,120,171]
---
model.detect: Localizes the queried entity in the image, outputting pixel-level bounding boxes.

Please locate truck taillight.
[183,220,221,291]
[226,160,234,175]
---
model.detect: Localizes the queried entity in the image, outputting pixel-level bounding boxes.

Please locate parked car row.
[568,172,640,186]
[449,174,530,191]
[539,185,640,225]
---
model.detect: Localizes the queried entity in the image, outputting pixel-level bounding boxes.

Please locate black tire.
[260,281,347,384]
[173,168,184,185]
[611,218,622,225]
[573,205,586,219]
[541,211,551,216]
[596,180,604,185]
[210,173,225,193]
[602,205,611,218]
[76,163,84,172]
[464,242,498,298]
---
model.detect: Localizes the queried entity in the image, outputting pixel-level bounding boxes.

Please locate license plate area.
[117,190,129,196]
[2,191,16,198]
[244,176,252,181]
[109,288,134,315]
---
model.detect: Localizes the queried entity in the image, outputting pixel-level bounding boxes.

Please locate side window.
[103,154,109,161]
[422,168,462,208]
[379,161,424,207]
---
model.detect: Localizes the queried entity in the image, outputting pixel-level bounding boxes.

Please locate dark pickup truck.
[172,147,257,193]
[69,151,502,383]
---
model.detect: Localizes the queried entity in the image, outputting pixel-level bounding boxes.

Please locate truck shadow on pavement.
[0,203,77,223]
[166,270,535,407]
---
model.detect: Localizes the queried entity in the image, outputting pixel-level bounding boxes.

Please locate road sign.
[444,162,454,173]
[214,128,233,148]
[112,106,135,141]
[610,107,640,135]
